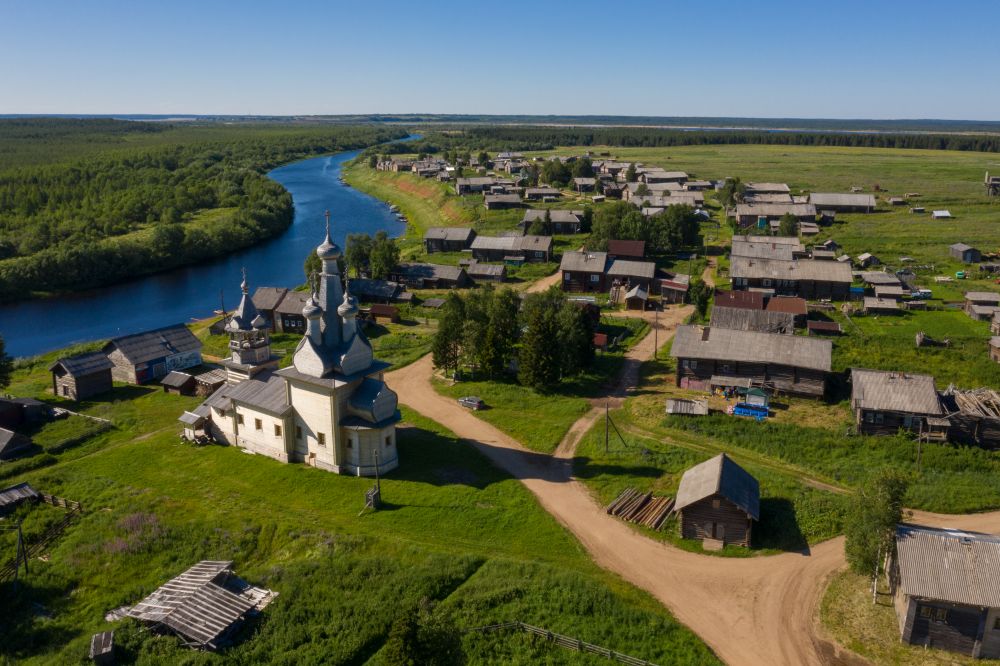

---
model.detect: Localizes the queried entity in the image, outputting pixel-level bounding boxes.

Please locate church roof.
[228,275,262,331]
[204,372,290,416]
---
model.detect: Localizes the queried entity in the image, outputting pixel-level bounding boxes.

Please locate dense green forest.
[380,126,1000,155]
[0,120,406,302]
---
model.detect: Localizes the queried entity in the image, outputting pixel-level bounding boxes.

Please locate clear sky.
[2,0,998,120]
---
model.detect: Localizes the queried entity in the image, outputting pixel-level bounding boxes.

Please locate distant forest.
[381,126,1000,155]
[0,119,406,302]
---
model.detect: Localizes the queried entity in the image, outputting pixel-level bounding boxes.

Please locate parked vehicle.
[458,396,485,410]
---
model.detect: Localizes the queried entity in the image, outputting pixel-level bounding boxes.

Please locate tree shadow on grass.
[753,497,810,554]
[572,456,663,482]
[0,579,80,658]
[83,384,157,404]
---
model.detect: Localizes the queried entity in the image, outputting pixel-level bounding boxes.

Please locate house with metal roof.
[950,243,981,264]
[745,182,790,195]
[675,453,759,547]
[520,209,584,234]
[731,236,806,261]
[183,224,402,477]
[606,258,657,291]
[392,263,472,289]
[965,291,1000,321]
[850,369,945,437]
[808,192,876,212]
[103,324,202,385]
[423,227,476,253]
[890,525,1000,658]
[560,251,609,292]
[734,202,816,228]
[671,325,832,397]
[48,352,113,401]
[470,234,552,263]
[607,239,646,261]
[454,176,495,195]
[483,193,523,210]
[524,187,561,201]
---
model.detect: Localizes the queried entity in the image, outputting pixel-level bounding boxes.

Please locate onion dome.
[251,314,268,329]
[302,295,322,319]
[337,288,359,319]
[316,214,341,260]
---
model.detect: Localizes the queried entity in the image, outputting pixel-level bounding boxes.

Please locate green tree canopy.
[369,231,400,280]
[0,335,12,390]
[845,469,909,578]
[778,213,799,237]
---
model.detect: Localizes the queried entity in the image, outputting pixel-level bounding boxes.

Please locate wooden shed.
[368,304,400,323]
[48,352,113,401]
[890,525,1000,658]
[675,453,759,547]
[103,324,202,385]
[949,243,981,264]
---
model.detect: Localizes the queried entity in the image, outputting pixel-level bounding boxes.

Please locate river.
[0,149,406,358]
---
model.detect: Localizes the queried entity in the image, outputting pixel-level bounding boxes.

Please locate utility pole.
[653,306,659,360]
[605,401,609,454]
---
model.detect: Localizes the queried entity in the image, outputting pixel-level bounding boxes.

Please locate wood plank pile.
[606,487,674,530]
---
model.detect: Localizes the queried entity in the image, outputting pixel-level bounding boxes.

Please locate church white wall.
[288,380,338,469]
[232,404,289,462]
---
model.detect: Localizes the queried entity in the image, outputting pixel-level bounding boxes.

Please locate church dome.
[302,296,322,319]
[251,314,268,329]
[337,291,359,318]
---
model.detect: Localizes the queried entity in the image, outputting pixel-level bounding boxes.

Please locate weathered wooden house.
[367,303,400,324]
[642,170,688,184]
[808,192,876,213]
[273,290,310,333]
[992,337,1000,363]
[573,177,596,192]
[938,387,1000,450]
[520,209,584,234]
[729,257,852,299]
[423,227,476,253]
[889,525,1000,658]
[161,366,227,397]
[863,296,901,315]
[949,243,981,263]
[730,236,806,260]
[807,320,842,336]
[349,278,407,304]
[624,285,648,310]
[607,259,657,291]
[745,182,790,196]
[710,306,795,335]
[252,287,288,331]
[454,176,495,195]
[965,291,1000,321]
[849,369,946,438]
[103,325,202,385]
[857,252,880,268]
[48,352,113,401]
[392,263,471,289]
[523,187,561,201]
[560,251,608,292]
[765,296,808,327]
[675,453,759,547]
[733,202,816,228]
[660,272,690,304]
[714,289,766,311]
[483,194,523,210]
[671,325,832,397]
[470,235,552,263]
[464,262,507,283]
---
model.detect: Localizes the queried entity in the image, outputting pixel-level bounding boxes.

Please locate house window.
[274,424,282,437]
[346,436,353,449]
[762,279,772,287]
[254,418,262,432]
[712,499,721,509]
[564,273,572,281]
[317,432,326,446]
[236,413,244,425]
[296,425,302,439]
[934,608,948,621]
[386,436,393,447]
[589,274,600,283]
[994,616,1000,630]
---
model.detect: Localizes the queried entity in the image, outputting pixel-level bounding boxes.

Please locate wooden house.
[392,263,471,289]
[729,257,852,300]
[624,285,648,310]
[103,324,203,385]
[807,320,842,336]
[48,352,113,401]
[252,287,288,331]
[714,289,766,311]
[465,262,506,283]
[660,273,690,304]
[606,259,657,292]
[520,209,583,234]
[573,177,596,192]
[949,243,981,263]
[675,453,759,547]
[863,296,901,315]
[523,187,560,201]
[671,325,832,397]
[808,192,876,213]
[857,252,880,268]
[349,279,406,304]
[889,525,1000,658]
[368,304,400,323]
[642,170,688,184]
[938,387,1000,449]
[745,182,790,195]
[454,176,495,195]
[710,306,795,335]
[733,203,816,228]
[272,290,310,333]
[161,366,226,397]
[470,235,552,263]
[560,251,608,292]
[765,296,808,327]
[423,227,476,253]
[0,428,32,461]
[850,369,946,438]
[483,194,523,210]
[965,292,1000,321]
[607,240,646,261]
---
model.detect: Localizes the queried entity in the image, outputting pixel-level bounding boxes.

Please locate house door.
[713,523,726,541]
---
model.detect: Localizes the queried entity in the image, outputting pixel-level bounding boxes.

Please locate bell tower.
[223,268,278,383]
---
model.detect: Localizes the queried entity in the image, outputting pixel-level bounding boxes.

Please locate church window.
[347,437,353,449]
[386,436,393,447]
[254,418,262,431]
[318,433,326,446]
[236,413,244,425]
[295,425,302,439]
[274,424,282,437]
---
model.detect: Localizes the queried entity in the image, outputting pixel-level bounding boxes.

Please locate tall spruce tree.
[431,293,465,376]
[517,290,562,390]
[481,288,521,378]
[845,469,909,578]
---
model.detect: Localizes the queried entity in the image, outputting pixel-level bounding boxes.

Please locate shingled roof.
[103,325,201,365]
[850,368,943,415]
[675,453,760,520]
[48,352,113,376]
[895,525,1000,607]
[671,325,832,372]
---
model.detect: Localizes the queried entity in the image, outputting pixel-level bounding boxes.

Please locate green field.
[0,354,718,665]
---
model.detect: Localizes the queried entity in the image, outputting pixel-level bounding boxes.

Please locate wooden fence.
[472,621,661,666]
[0,494,82,583]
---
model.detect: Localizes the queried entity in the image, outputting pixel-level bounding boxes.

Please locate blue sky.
[2,0,998,119]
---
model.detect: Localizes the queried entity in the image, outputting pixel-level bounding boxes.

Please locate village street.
[387,278,1000,665]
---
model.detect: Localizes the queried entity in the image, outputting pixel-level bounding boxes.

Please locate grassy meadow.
[0,353,719,665]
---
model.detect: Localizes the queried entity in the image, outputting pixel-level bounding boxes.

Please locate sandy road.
[387,260,1000,665]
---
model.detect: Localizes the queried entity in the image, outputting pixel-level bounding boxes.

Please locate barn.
[103,325,203,385]
[890,525,1000,658]
[48,352,114,401]
[949,243,981,264]
[675,453,759,548]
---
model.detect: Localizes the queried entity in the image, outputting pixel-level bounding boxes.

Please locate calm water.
[0,150,405,358]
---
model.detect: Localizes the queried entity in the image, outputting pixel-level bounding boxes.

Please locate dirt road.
[387,262,1000,665]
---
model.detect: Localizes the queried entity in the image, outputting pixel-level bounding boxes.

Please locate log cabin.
[675,453,759,547]
[423,227,476,253]
[729,256,852,300]
[965,292,1000,321]
[103,324,203,385]
[560,251,609,292]
[48,352,113,401]
[808,192,876,213]
[849,369,946,438]
[671,325,832,397]
[890,525,1000,658]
